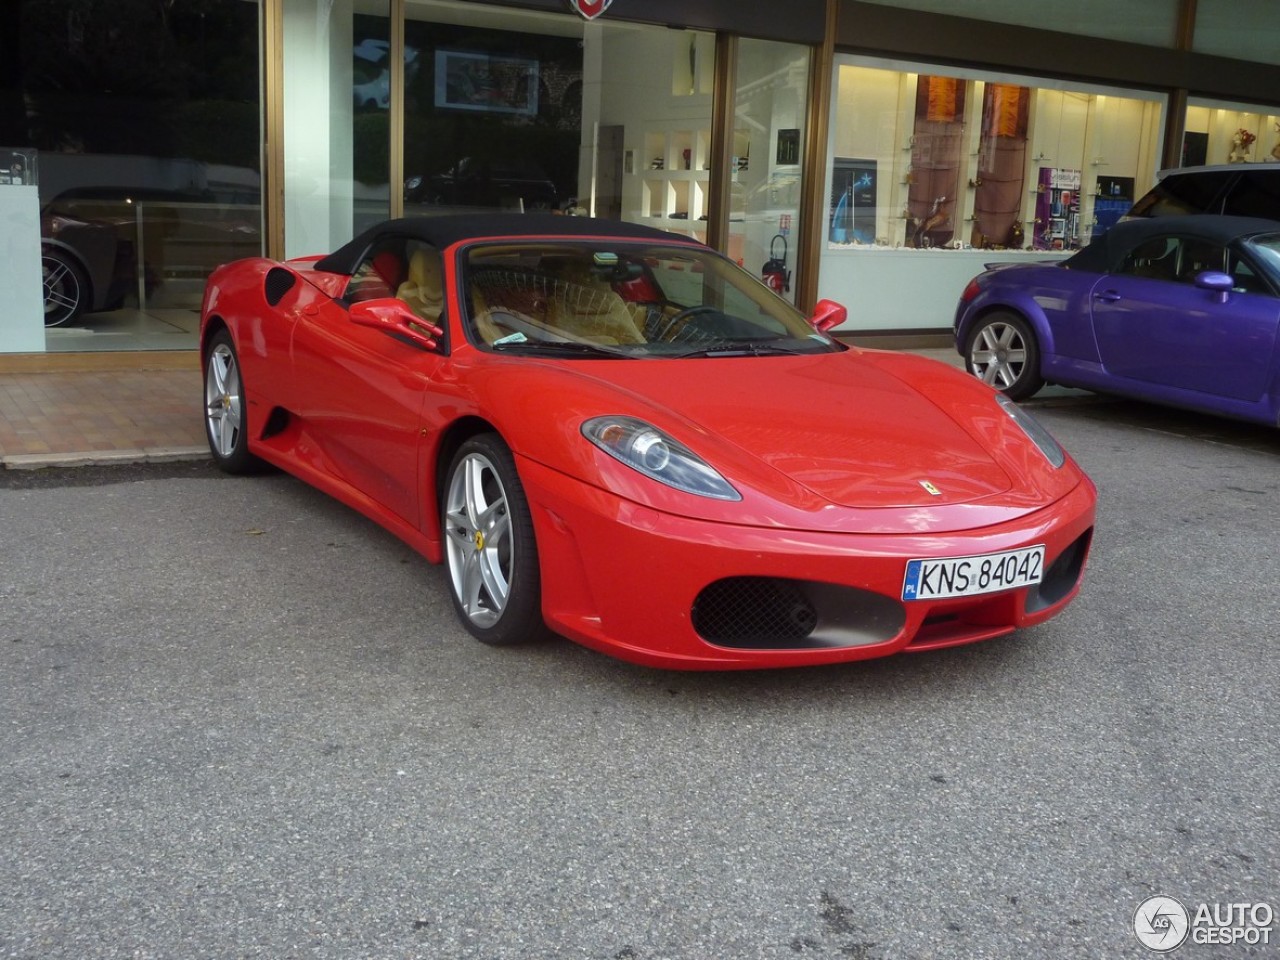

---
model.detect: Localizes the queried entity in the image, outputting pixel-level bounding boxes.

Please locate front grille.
[694,577,816,644]
[692,577,905,651]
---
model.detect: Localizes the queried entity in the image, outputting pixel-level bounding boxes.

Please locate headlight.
[405,175,423,190]
[582,416,741,501]
[996,394,1065,468]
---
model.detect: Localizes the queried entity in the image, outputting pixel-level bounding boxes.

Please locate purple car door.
[1089,235,1280,402]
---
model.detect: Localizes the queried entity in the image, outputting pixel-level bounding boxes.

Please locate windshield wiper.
[671,340,815,359]
[491,339,630,359]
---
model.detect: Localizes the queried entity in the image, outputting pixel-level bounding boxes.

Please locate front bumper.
[520,456,1096,670]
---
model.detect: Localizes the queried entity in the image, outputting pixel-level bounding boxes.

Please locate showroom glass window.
[2,0,263,352]
[826,60,1164,253]
[400,2,719,248]
[284,3,728,260]
[1181,98,1280,169]
[279,2,817,288]
[402,3,582,218]
[818,56,1164,332]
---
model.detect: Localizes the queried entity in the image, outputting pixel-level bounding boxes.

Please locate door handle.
[1093,290,1122,302]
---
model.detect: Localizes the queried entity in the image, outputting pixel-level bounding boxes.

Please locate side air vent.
[264,267,296,306]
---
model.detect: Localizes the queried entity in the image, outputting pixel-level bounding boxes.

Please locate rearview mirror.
[1194,270,1234,304]
[810,298,847,333]
[350,298,443,351]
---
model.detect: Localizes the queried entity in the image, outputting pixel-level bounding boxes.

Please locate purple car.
[954,215,1280,426]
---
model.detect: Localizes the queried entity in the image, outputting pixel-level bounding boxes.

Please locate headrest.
[407,249,443,299]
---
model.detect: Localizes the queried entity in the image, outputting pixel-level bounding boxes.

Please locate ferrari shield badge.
[568,0,613,19]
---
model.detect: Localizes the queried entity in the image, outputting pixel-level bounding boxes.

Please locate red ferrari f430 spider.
[201,214,1095,669]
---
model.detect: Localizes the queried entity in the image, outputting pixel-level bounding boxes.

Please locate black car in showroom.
[41,187,259,326]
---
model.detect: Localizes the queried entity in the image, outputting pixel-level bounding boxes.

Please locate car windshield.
[461,240,841,358]
[1245,233,1280,274]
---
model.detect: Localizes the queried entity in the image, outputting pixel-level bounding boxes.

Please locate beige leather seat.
[543,260,644,344]
[395,249,445,324]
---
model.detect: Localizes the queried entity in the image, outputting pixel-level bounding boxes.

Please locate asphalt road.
[1,396,1278,959]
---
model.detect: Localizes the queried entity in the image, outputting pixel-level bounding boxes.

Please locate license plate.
[902,545,1045,601]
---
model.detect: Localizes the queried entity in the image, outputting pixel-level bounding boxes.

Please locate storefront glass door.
[398,1,717,245]
[728,38,811,304]
[402,1,583,218]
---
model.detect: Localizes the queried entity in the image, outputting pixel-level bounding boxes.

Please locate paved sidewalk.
[0,345,963,470]
[0,361,206,469]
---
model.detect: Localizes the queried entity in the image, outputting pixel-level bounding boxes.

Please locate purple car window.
[1174,239,1226,282]
[1122,236,1179,281]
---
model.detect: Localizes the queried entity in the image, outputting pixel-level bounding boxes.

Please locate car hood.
[467,347,1086,533]
[482,349,1034,512]
[591,352,1014,509]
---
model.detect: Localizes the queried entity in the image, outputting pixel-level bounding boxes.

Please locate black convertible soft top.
[1066,214,1280,272]
[313,214,695,276]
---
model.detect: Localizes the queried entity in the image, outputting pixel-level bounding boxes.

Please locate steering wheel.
[649,304,719,342]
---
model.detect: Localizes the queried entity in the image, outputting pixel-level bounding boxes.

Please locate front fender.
[959,270,1103,369]
[960,288,1057,361]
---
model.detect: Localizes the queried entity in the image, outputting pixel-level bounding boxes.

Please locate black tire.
[203,329,263,474]
[442,434,547,646]
[42,250,90,327]
[964,311,1044,401]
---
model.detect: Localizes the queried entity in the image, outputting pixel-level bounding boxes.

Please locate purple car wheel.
[965,311,1044,401]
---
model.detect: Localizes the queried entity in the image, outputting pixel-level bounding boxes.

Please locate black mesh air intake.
[693,577,817,644]
[692,577,905,650]
[264,267,297,306]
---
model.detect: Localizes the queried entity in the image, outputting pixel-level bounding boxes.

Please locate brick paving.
[0,367,206,466]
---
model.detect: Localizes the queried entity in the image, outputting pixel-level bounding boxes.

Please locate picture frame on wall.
[434,49,540,116]
[776,129,800,165]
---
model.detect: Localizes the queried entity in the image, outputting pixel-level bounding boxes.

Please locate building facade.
[2,0,1279,357]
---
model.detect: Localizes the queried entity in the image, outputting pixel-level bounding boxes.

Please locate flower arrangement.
[1229,128,1257,163]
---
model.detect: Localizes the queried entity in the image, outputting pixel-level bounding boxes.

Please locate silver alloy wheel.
[205,343,243,458]
[42,253,83,327]
[444,451,513,629]
[969,319,1029,391]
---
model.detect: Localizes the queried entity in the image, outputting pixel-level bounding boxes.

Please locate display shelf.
[641,179,663,218]
[629,126,712,221]
[669,130,693,171]
[644,132,666,171]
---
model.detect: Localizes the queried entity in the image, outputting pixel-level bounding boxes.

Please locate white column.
[283,0,355,258]
[0,185,46,353]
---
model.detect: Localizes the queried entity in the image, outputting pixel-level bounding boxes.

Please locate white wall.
[0,186,46,353]
[817,247,1066,331]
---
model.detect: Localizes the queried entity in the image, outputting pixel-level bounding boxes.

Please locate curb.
[1,446,210,471]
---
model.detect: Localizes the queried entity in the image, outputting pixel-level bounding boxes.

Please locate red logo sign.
[568,0,613,19]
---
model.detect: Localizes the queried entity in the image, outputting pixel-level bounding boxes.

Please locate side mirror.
[350,297,443,351]
[810,298,847,333]
[1194,270,1234,304]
